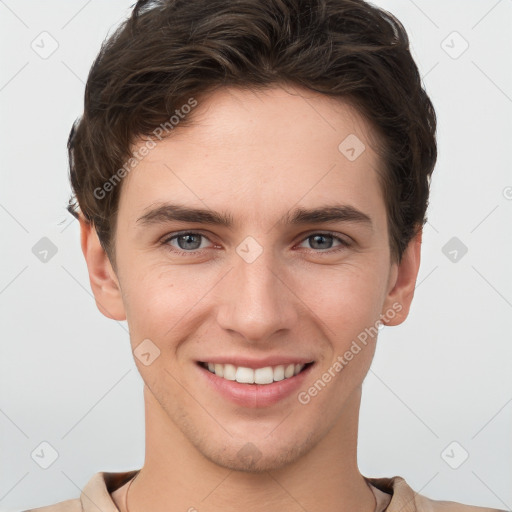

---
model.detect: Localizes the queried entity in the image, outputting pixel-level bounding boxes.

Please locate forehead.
[172,84,376,152]
[119,84,386,230]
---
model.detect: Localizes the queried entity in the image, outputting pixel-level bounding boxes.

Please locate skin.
[79,84,422,512]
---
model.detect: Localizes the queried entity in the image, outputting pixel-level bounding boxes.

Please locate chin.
[199,430,318,473]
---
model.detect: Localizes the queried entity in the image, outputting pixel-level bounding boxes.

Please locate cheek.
[121,264,213,341]
[300,270,386,396]
[303,262,388,335]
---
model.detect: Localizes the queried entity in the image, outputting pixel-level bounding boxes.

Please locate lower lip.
[197,362,314,408]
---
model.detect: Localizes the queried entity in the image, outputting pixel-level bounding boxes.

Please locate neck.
[119,385,375,512]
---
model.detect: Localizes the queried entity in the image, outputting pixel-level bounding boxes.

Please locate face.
[84,84,419,473]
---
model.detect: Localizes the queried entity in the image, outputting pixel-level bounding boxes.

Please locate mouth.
[196,359,316,408]
[197,360,315,385]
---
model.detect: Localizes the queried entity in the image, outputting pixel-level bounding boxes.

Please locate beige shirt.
[23,470,506,512]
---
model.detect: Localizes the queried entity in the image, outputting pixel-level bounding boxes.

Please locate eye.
[297,232,350,253]
[161,230,351,257]
[162,231,213,255]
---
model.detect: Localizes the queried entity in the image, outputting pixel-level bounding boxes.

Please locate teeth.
[255,367,273,384]
[284,364,295,379]
[214,363,224,377]
[235,366,253,383]
[223,363,236,381]
[202,362,309,384]
[273,365,285,381]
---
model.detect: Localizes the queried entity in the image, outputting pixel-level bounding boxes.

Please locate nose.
[215,244,299,344]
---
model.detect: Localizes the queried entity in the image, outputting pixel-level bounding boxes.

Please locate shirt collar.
[77,469,416,512]
[365,475,418,512]
[80,469,140,512]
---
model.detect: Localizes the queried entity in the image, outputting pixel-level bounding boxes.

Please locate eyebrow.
[136,202,373,230]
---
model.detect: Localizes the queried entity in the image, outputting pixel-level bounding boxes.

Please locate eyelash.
[161,231,351,257]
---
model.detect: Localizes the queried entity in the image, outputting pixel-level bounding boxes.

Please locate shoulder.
[414,491,507,512]
[366,475,507,512]
[21,469,138,512]
[22,498,82,512]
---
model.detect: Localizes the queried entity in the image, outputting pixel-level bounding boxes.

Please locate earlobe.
[78,215,126,321]
[381,228,422,327]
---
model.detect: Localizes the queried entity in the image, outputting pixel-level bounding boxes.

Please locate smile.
[198,361,314,385]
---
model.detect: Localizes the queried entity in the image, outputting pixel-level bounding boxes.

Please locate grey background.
[1,0,511,510]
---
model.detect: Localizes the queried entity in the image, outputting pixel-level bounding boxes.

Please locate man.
[26,0,505,511]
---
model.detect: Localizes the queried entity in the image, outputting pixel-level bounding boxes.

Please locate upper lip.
[198,356,315,369]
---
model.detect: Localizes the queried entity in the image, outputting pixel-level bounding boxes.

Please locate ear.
[380,227,422,326]
[79,215,126,321]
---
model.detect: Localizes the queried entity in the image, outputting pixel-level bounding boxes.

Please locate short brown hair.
[67,0,437,268]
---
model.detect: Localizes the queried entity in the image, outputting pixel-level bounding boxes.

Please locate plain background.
[0,1,511,510]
